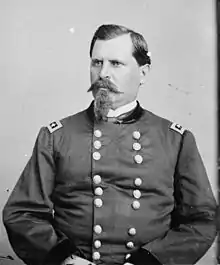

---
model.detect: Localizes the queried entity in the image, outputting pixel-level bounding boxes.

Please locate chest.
[54,122,179,194]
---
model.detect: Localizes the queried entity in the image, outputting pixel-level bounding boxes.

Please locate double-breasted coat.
[3,102,217,265]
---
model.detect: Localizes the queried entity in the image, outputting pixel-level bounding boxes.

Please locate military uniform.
[3,102,217,265]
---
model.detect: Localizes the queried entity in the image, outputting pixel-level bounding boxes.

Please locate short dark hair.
[89,24,151,66]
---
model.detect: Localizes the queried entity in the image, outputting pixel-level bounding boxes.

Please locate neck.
[87,100,143,124]
[107,100,137,118]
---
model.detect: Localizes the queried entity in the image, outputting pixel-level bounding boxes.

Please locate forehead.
[91,34,134,60]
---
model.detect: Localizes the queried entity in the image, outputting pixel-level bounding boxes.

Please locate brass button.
[94,187,103,196]
[134,177,142,186]
[94,198,103,208]
[128,228,136,236]
[93,225,102,234]
[93,152,101,160]
[126,241,134,249]
[132,200,140,210]
[133,142,141,151]
[125,253,131,260]
[94,130,102,138]
[94,240,102,249]
[134,154,143,164]
[94,140,102,149]
[93,175,101,185]
[92,251,100,260]
[133,131,141,140]
[133,190,141,199]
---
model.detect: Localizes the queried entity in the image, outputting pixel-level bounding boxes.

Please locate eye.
[91,59,102,67]
[111,60,122,67]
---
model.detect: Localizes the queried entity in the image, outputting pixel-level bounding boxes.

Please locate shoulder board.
[47,120,63,133]
[170,122,185,135]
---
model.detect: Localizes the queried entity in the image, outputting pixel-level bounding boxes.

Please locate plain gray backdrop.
[0,0,217,264]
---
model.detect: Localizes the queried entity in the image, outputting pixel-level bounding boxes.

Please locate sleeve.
[127,130,217,265]
[2,127,76,265]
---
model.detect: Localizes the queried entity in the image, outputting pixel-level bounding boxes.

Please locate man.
[3,24,217,265]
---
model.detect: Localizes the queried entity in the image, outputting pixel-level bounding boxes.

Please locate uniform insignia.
[47,120,62,133]
[170,122,185,135]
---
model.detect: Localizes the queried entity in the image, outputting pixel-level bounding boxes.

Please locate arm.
[2,127,75,265]
[127,130,217,265]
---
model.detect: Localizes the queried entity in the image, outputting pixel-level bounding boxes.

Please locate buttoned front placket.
[91,123,145,264]
[124,130,143,258]
[92,129,103,263]
[91,122,128,264]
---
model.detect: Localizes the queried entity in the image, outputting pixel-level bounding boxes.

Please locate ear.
[139,64,150,86]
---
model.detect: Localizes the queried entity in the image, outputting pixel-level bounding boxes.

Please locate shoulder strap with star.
[47,120,63,133]
[169,122,185,135]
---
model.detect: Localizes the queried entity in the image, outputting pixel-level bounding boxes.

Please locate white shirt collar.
[107,100,137,118]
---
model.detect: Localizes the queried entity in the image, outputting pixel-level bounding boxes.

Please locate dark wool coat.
[3,102,217,265]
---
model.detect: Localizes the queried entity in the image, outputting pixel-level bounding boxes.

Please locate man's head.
[88,24,151,120]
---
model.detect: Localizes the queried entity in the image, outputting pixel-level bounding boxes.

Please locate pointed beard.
[94,88,112,121]
[87,78,122,122]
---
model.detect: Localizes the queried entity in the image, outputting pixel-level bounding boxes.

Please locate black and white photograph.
[0,1,218,264]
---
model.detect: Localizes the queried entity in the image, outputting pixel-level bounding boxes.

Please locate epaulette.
[170,122,185,135]
[47,120,63,133]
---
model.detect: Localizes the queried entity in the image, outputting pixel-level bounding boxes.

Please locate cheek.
[120,71,140,91]
[90,69,98,83]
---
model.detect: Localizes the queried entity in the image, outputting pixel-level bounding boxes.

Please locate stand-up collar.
[107,100,137,118]
[86,100,144,124]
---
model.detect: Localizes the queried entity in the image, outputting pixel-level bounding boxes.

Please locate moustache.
[87,78,122,94]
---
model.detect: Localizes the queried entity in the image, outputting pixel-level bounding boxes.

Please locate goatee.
[93,88,112,121]
[87,78,122,121]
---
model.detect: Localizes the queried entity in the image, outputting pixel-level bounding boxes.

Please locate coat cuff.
[44,234,83,265]
[127,248,162,265]
[44,238,74,265]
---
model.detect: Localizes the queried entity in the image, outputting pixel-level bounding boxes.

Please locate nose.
[99,62,110,79]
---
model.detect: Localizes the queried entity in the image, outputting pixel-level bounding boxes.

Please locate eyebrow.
[91,57,125,64]
[91,58,103,61]
[109,59,123,63]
